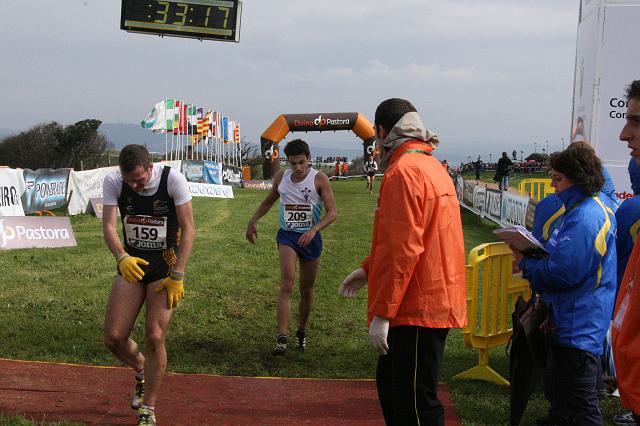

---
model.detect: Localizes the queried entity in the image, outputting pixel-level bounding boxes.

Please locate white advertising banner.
[472,186,486,215]
[455,176,464,202]
[572,3,600,146]
[500,192,530,227]
[485,189,503,221]
[592,4,640,198]
[188,182,234,199]
[67,166,118,215]
[0,216,77,250]
[0,168,26,216]
[160,160,182,170]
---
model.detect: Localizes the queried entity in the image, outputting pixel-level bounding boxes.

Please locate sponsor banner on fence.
[0,216,77,250]
[21,169,71,214]
[242,180,273,190]
[500,192,530,227]
[181,160,205,183]
[485,189,502,222]
[203,161,222,185]
[463,181,475,207]
[222,165,242,187]
[455,176,464,203]
[188,182,234,199]
[67,166,118,215]
[525,197,538,230]
[0,168,26,216]
[472,186,486,215]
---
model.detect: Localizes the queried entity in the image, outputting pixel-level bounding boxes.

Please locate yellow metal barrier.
[518,178,554,201]
[454,242,531,386]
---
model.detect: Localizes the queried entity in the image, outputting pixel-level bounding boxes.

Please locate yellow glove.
[155,271,185,309]
[117,254,149,283]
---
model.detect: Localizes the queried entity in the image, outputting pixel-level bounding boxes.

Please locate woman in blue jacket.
[511,142,617,425]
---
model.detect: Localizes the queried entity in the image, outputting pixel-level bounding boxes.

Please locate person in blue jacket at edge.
[616,158,640,288]
[510,142,617,426]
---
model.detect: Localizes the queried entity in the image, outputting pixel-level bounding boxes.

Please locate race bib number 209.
[124,215,167,250]
[284,204,312,230]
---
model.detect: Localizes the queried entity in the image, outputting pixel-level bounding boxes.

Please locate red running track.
[0,358,462,425]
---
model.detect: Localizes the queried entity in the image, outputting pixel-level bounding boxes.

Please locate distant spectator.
[335,161,342,177]
[495,152,513,191]
[342,161,349,176]
[441,159,449,173]
[474,156,482,180]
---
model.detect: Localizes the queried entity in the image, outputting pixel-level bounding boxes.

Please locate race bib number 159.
[124,215,168,250]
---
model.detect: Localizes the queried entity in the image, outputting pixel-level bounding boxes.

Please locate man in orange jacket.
[339,98,467,425]
[613,80,640,424]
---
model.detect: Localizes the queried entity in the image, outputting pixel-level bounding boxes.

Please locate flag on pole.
[223,116,229,143]
[197,107,204,136]
[174,100,181,135]
[234,122,240,143]
[180,103,188,134]
[203,110,211,142]
[140,101,167,133]
[166,99,174,132]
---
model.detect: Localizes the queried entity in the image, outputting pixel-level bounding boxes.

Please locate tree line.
[0,119,112,170]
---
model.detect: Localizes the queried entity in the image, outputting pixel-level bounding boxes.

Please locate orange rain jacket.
[612,238,640,413]
[361,141,467,328]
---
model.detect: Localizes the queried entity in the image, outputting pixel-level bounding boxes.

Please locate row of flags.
[141,100,241,145]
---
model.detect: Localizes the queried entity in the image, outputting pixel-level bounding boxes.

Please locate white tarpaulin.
[67,166,118,215]
[67,161,184,216]
[0,168,26,216]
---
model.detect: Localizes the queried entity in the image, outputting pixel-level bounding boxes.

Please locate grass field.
[0,178,623,425]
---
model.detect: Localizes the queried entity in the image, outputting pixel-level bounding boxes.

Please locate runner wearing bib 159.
[101,144,196,426]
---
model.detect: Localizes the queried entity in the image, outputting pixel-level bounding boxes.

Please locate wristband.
[170,270,185,280]
[116,253,130,264]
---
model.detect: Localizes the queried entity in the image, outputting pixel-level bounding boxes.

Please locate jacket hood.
[379,112,438,168]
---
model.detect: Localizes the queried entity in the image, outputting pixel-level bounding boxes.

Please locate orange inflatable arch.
[260,112,376,179]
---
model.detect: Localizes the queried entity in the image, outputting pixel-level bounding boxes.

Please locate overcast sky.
[0,1,579,161]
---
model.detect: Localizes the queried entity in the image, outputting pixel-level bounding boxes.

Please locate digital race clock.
[121,0,242,42]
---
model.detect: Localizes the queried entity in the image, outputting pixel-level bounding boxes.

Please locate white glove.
[368,316,389,355]
[339,268,367,298]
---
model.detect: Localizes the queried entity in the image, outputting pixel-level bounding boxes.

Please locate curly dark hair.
[625,80,640,101]
[549,141,604,195]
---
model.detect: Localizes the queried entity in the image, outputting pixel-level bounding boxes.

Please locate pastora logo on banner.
[0,216,77,250]
[286,113,357,132]
[21,169,71,214]
[243,180,273,190]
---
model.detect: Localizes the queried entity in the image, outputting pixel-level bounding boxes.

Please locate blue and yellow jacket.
[532,190,617,244]
[615,159,640,287]
[520,185,617,355]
